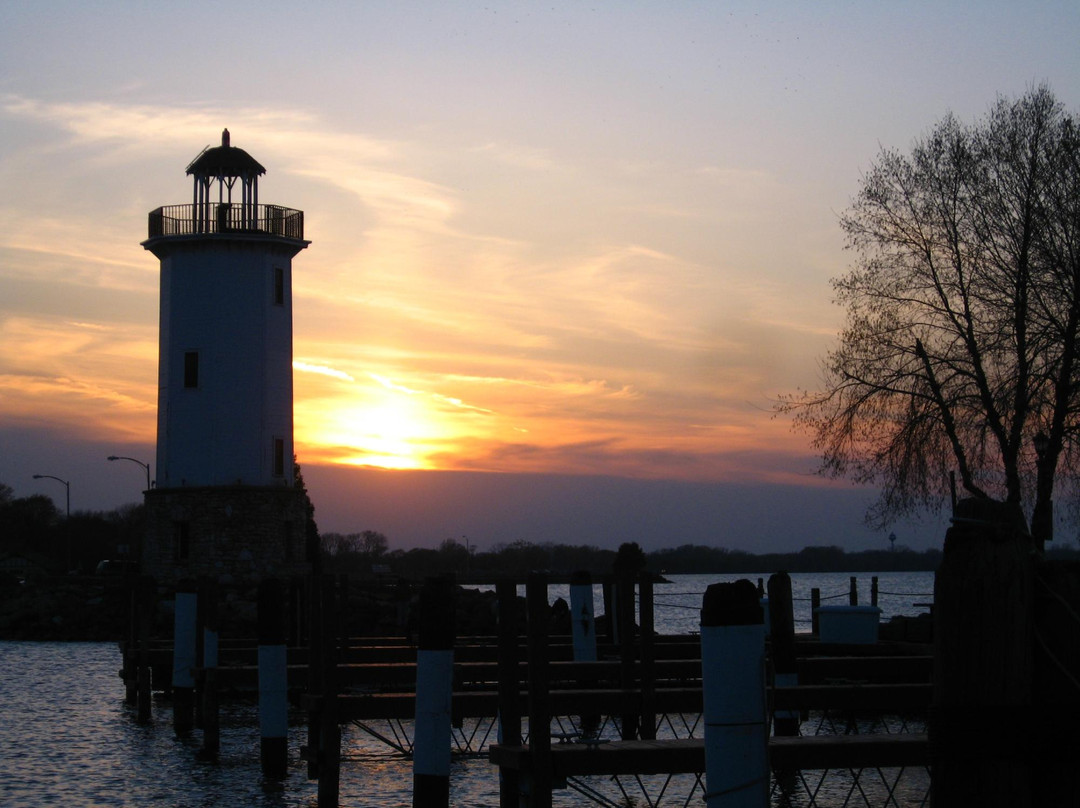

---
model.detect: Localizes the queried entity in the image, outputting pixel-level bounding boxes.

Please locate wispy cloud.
[2,92,827,482]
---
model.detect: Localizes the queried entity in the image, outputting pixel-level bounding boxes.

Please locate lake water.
[0,572,934,807]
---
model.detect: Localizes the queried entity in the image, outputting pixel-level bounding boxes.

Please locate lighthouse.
[140,130,313,583]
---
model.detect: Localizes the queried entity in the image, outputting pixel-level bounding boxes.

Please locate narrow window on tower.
[173,521,191,562]
[183,351,199,389]
[273,437,285,477]
[274,267,285,306]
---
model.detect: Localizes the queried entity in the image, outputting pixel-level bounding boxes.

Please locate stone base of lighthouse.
[141,486,314,586]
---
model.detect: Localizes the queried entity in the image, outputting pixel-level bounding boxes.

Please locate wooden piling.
[1032,559,1080,806]
[768,571,799,737]
[931,498,1035,808]
[810,588,821,637]
[701,579,767,808]
[135,575,154,724]
[258,578,289,779]
[413,577,456,808]
[496,579,522,808]
[526,572,552,808]
[317,575,341,808]
[617,573,638,740]
[849,576,858,606]
[199,579,220,758]
[124,580,139,705]
[172,579,197,735]
[306,573,324,781]
[871,576,879,608]
[639,574,656,740]
[569,570,600,739]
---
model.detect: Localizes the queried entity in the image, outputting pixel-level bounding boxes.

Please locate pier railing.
[147,203,304,240]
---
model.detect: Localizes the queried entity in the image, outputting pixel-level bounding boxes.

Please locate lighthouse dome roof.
[186,129,266,178]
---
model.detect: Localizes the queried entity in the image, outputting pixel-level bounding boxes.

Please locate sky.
[2,1,1079,554]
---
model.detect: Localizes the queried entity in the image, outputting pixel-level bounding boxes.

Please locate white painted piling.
[413,577,455,808]
[569,570,597,663]
[258,579,288,778]
[700,579,768,808]
[172,581,197,734]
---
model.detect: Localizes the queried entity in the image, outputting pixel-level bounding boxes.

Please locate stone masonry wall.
[142,486,312,585]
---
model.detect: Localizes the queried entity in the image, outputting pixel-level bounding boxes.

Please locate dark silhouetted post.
[701,579,767,808]
[810,588,821,636]
[413,577,455,808]
[135,576,155,724]
[526,571,552,808]
[199,579,219,758]
[768,572,799,736]
[871,576,879,607]
[849,576,858,606]
[617,572,638,740]
[932,499,1034,808]
[306,573,324,780]
[639,573,656,740]
[496,579,522,808]
[317,575,341,807]
[569,570,600,739]
[259,578,288,778]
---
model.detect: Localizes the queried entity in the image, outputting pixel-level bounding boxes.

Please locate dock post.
[199,579,220,758]
[617,572,638,740]
[135,575,154,724]
[413,576,456,808]
[701,579,767,808]
[526,571,553,808]
[569,571,597,663]
[932,499,1034,807]
[849,576,858,606]
[496,579,522,808]
[810,588,821,637]
[258,578,289,779]
[317,575,341,808]
[871,576,879,607]
[306,573,324,780]
[639,573,656,740]
[1032,559,1080,806]
[569,570,600,739]
[124,579,139,704]
[767,572,798,736]
[172,579,197,735]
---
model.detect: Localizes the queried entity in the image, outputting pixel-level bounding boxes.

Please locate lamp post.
[107,455,152,491]
[32,474,70,518]
[33,473,71,572]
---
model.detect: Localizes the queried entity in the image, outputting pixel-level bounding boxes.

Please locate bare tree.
[779,86,1080,543]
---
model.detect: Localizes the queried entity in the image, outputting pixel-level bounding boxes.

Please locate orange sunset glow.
[4,3,1077,552]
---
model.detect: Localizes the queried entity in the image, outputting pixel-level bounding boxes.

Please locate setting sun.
[303,394,443,471]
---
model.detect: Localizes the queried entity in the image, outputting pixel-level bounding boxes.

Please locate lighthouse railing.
[148,204,304,240]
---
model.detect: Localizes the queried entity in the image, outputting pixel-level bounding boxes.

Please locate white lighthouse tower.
[141,130,313,583]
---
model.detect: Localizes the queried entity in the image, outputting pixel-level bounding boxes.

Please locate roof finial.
[221,128,230,148]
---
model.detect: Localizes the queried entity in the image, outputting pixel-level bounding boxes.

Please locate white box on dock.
[815,605,881,644]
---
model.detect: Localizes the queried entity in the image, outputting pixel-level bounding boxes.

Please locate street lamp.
[107,455,152,491]
[32,474,70,518]
[33,473,71,571]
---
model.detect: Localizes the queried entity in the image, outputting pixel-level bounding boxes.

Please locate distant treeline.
[318,532,962,580]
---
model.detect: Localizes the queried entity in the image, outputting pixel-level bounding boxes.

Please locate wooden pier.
[122,571,938,807]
